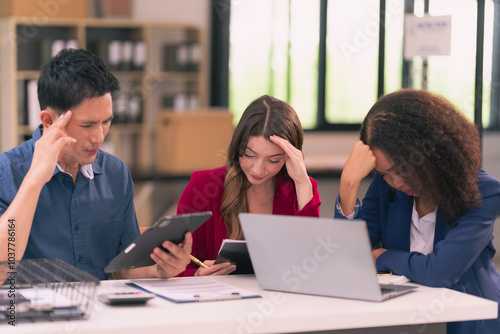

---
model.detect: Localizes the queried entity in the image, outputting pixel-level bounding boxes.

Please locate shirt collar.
[33,124,43,142]
[411,198,437,230]
[56,163,95,180]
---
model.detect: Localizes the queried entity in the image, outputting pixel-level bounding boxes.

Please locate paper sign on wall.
[404,14,452,59]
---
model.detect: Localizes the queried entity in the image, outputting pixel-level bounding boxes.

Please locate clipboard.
[129,277,261,303]
[104,212,212,273]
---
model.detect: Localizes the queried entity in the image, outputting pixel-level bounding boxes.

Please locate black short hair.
[37,48,120,114]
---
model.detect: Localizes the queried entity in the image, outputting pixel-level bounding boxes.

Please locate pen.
[189,255,208,268]
[377,270,393,276]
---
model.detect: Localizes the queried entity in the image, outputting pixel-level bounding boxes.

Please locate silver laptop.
[239,213,417,302]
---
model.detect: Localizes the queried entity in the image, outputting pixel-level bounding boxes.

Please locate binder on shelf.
[162,42,200,72]
[51,40,66,57]
[17,80,27,126]
[90,39,145,71]
[132,41,146,71]
[89,39,109,67]
[27,80,40,131]
[107,40,123,71]
[39,38,79,68]
[66,39,78,50]
[173,93,189,111]
[188,93,199,109]
[162,94,175,109]
[113,92,129,123]
[175,43,189,72]
[187,42,201,72]
[162,44,177,71]
[113,82,143,123]
[161,93,199,111]
[128,94,142,123]
[120,41,134,71]
[39,38,53,68]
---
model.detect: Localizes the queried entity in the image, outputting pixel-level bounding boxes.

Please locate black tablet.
[213,240,254,275]
[104,211,212,273]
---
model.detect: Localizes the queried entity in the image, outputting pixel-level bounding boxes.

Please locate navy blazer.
[336,170,500,334]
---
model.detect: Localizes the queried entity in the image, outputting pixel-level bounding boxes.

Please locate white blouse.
[410,199,437,255]
[337,198,437,255]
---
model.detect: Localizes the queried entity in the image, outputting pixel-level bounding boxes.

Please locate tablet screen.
[104,211,212,273]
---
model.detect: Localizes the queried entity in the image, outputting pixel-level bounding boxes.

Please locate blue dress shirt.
[0,126,140,280]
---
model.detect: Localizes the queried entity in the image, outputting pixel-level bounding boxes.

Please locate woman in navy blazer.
[177,95,321,276]
[336,89,500,333]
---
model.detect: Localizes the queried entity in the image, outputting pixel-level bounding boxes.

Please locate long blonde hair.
[220,95,303,239]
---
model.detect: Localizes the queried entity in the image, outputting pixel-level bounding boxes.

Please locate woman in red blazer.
[177,95,321,276]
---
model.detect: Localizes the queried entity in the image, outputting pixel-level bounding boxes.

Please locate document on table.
[130,277,261,303]
[0,288,79,312]
[377,275,409,285]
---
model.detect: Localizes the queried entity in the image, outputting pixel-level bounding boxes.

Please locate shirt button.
[74,224,79,231]
[78,257,83,263]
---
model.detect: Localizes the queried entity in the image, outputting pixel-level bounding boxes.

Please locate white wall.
[303,132,500,179]
[483,132,500,180]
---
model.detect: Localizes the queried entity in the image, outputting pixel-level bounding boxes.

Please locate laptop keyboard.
[381,287,393,294]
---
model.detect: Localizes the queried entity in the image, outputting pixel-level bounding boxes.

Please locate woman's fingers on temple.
[271,135,302,159]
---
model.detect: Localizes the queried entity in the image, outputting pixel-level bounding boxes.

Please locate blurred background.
[1,0,499,263]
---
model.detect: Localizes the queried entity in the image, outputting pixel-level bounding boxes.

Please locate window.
[325,1,380,124]
[229,0,319,128]
[227,0,497,130]
[405,0,495,128]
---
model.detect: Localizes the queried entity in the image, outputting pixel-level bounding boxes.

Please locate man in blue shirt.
[0,49,192,280]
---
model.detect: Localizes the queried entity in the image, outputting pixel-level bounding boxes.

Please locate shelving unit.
[0,17,208,174]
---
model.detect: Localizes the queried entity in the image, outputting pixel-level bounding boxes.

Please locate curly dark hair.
[360,89,481,227]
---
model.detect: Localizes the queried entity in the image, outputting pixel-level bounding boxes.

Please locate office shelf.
[0,16,208,173]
